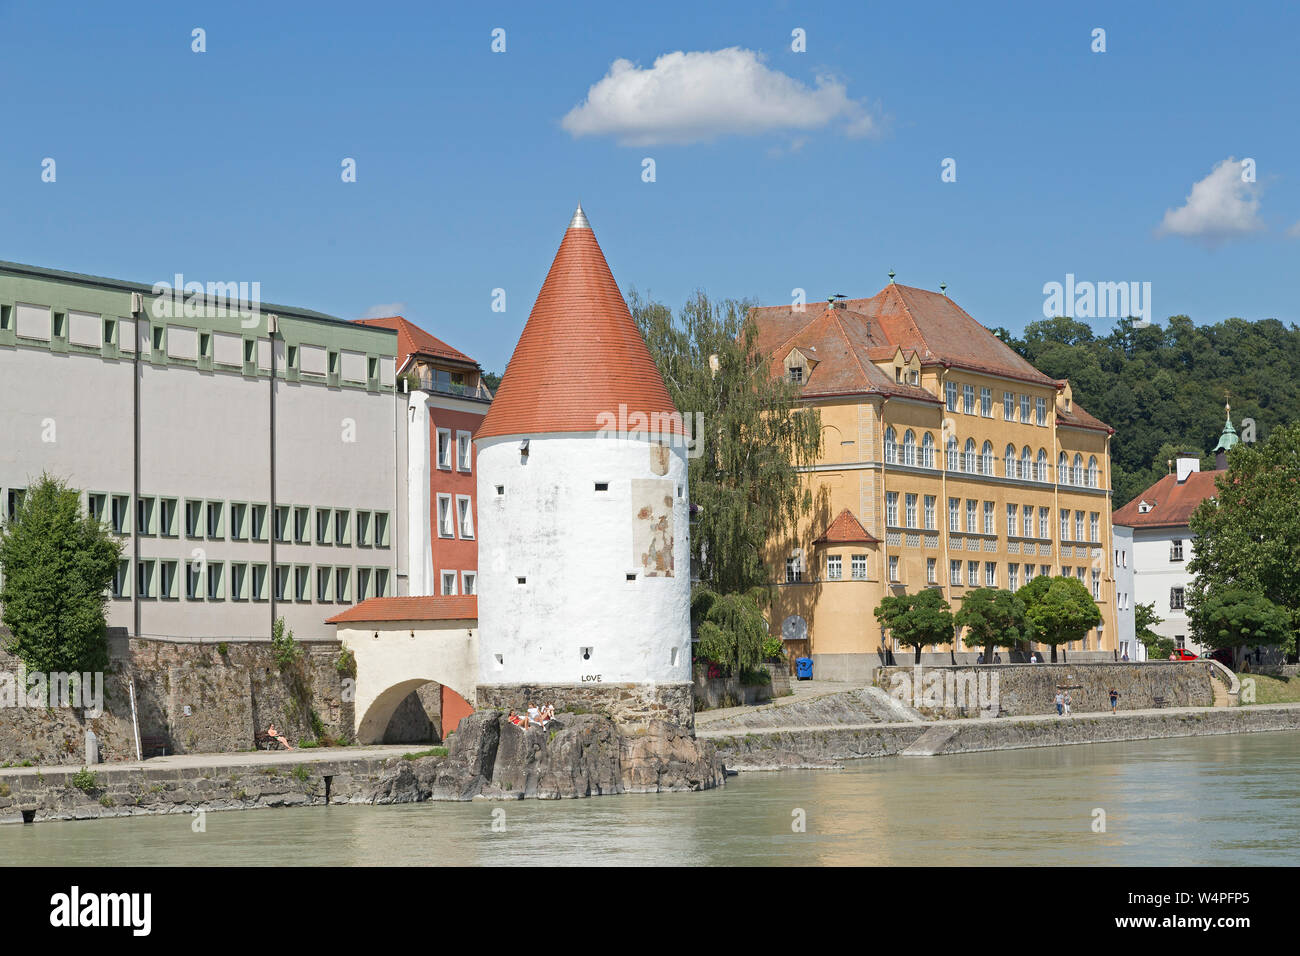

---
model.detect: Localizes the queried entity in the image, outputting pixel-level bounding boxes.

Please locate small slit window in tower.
[670,647,679,667]
[516,576,526,585]
[626,572,637,582]
[494,653,504,670]
[495,485,505,496]
[580,646,593,661]
[594,482,609,492]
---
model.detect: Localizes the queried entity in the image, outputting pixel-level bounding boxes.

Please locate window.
[964,438,976,473]
[983,501,995,535]
[1088,456,1098,488]
[985,562,997,587]
[88,493,107,524]
[921,432,935,468]
[334,567,351,603]
[457,496,474,538]
[374,511,390,547]
[356,510,372,547]
[1058,452,1070,484]
[1003,391,1014,421]
[1024,564,1035,584]
[1022,505,1034,538]
[207,562,225,601]
[789,366,803,384]
[159,560,178,600]
[884,427,897,464]
[457,431,473,472]
[231,563,249,601]
[949,497,960,532]
[1039,507,1050,538]
[316,507,332,545]
[1170,539,1184,561]
[1090,513,1099,542]
[274,566,290,601]
[205,500,224,539]
[1007,503,1017,534]
[442,571,458,595]
[1060,509,1070,540]
[1073,454,1083,486]
[155,497,176,537]
[926,558,937,584]
[827,555,842,580]
[905,493,917,528]
[437,495,453,537]
[1020,394,1031,423]
[886,492,899,527]
[888,555,900,582]
[316,567,332,603]
[966,499,977,533]
[1005,444,1017,478]
[946,436,959,470]
[274,505,290,543]
[334,509,351,546]
[923,495,936,530]
[1076,567,1085,583]
[963,384,975,414]
[1092,569,1101,599]
[1021,446,1032,480]
[1075,511,1085,541]
[294,566,310,602]
[980,387,992,417]
[294,506,310,544]
[1036,397,1047,426]
[186,561,202,600]
[981,441,993,475]
[950,560,962,585]
[1008,564,1019,590]
[1040,564,1050,579]
[436,428,452,469]
[945,381,957,411]
[902,430,916,466]
[851,554,867,580]
[1037,448,1049,482]
[112,559,129,598]
[462,571,477,595]
[967,561,979,587]
[785,557,802,584]
[136,496,156,536]
[374,568,390,598]
[136,559,155,599]
[111,494,130,534]
[250,504,267,541]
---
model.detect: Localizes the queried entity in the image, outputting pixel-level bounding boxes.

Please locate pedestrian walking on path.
[1109,688,1119,713]
[1054,691,1064,716]
[1063,691,1073,716]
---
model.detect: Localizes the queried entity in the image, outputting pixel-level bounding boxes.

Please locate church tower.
[473,205,693,727]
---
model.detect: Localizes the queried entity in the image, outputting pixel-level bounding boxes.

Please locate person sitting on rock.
[526,703,542,727]
[506,709,526,727]
[267,723,293,750]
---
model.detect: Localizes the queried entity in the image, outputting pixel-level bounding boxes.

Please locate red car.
[1168,649,1198,661]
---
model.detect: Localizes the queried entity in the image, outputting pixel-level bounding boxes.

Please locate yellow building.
[754,283,1117,680]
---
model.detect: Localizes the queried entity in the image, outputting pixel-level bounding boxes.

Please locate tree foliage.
[875,588,955,663]
[999,314,1300,505]
[0,474,121,677]
[1189,587,1292,669]
[955,588,1030,663]
[631,290,823,595]
[692,587,769,675]
[1133,601,1168,660]
[1019,575,1102,663]
[1186,420,1300,652]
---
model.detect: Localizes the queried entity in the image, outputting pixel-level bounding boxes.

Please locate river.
[4,732,1299,865]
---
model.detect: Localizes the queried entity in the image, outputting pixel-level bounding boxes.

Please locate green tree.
[631,290,823,595]
[1187,421,1300,655]
[1020,575,1102,663]
[1133,601,1168,660]
[1190,587,1292,671]
[0,474,122,679]
[692,587,769,676]
[955,588,1030,664]
[875,588,955,664]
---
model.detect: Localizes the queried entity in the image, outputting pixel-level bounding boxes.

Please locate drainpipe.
[879,395,890,660]
[131,293,142,639]
[268,314,278,632]
[938,367,954,663]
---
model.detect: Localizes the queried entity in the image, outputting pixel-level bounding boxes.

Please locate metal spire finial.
[888,269,896,284]
[568,203,590,229]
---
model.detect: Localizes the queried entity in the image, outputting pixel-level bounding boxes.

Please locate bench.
[1151,696,1168,709]
[254,731,280,751]
[140,734,168,758]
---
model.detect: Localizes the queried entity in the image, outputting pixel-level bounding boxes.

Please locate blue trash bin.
[795,657,813,680]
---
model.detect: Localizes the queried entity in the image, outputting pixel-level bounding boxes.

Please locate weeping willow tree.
[631,290,822,671]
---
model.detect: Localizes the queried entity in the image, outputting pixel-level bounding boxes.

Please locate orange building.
[752,283,1117,679]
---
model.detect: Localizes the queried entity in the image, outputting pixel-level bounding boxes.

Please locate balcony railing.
[410,373,493,402]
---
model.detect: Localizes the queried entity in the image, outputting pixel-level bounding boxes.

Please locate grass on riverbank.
[402,747,448,760]
[1240,674,1300,705]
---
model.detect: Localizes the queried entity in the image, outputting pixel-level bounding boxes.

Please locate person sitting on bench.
[267,723,294,750]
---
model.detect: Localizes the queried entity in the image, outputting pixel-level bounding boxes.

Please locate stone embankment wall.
[475,682,694,732]
[0,639,353,766]
[873,662,1216,718]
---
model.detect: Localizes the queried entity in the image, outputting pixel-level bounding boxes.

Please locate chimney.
[1175,452,1200,483]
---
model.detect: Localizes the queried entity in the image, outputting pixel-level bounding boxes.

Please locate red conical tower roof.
[476,205,682,440]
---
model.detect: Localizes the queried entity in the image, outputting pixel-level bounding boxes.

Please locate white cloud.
[1156,157,1265,244]
[561,48,877,146]
[360,302,407,319]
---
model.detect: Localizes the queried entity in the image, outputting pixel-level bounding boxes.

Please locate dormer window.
[1138,500,1153,514]
[789,366,803,384]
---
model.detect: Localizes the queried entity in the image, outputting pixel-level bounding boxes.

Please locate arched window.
[1038,448,1049,482]
[1021,446,1033,481]
[922,432,935,469]
[1073,453,1083,486]
[981,441,994,475]
[1058,451,1069,484]
[884,427,897,464]
[1005,444,1017,478]
[903,430,916,466]
[964,438,976,473]
[946,436,959,470]
[1088,456,1098,488]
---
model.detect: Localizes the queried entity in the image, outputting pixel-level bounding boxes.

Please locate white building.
[1113,524,1137,659]
[0,260,408,641]
[473,206,692,710]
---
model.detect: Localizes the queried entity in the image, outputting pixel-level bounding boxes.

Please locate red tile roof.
[326,595,477,625]
[813,508,879,544]
[354,315,478,370]
[476,210,683,439]
[1112,470,1223,529]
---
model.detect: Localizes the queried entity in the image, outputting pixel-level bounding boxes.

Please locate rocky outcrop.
[382,711,724,802]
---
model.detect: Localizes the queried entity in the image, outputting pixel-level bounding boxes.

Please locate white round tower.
[473,205,693,726]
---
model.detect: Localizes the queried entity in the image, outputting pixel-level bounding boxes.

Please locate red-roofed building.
[353,315,492,602]
[752,283,1118,676]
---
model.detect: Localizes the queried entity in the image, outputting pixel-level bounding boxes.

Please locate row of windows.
[113,559,392,603]
[883,429,1102,488]
[885,494,1102,543]
[945,383,1050,428]
[440,570,477,595]
[436,494,475,539]
[435,428,474,472]
[78,493,391,548]
[945,560,1101,597]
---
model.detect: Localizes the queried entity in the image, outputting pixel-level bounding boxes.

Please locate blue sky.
[2,0,1297,372]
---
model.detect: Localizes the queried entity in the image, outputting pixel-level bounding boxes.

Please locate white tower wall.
[476,432,691,686]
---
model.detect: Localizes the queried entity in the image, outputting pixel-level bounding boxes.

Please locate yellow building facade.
[754,284,1117,680]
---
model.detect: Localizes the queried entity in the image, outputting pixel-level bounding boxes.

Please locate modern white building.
[1113,524,1137,659]
[0,260,408,641]
[473,206,692,708]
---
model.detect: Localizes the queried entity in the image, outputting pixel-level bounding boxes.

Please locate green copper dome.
[1213,405,1238,453]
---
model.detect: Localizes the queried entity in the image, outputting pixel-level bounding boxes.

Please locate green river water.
[3,731,1298,866]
